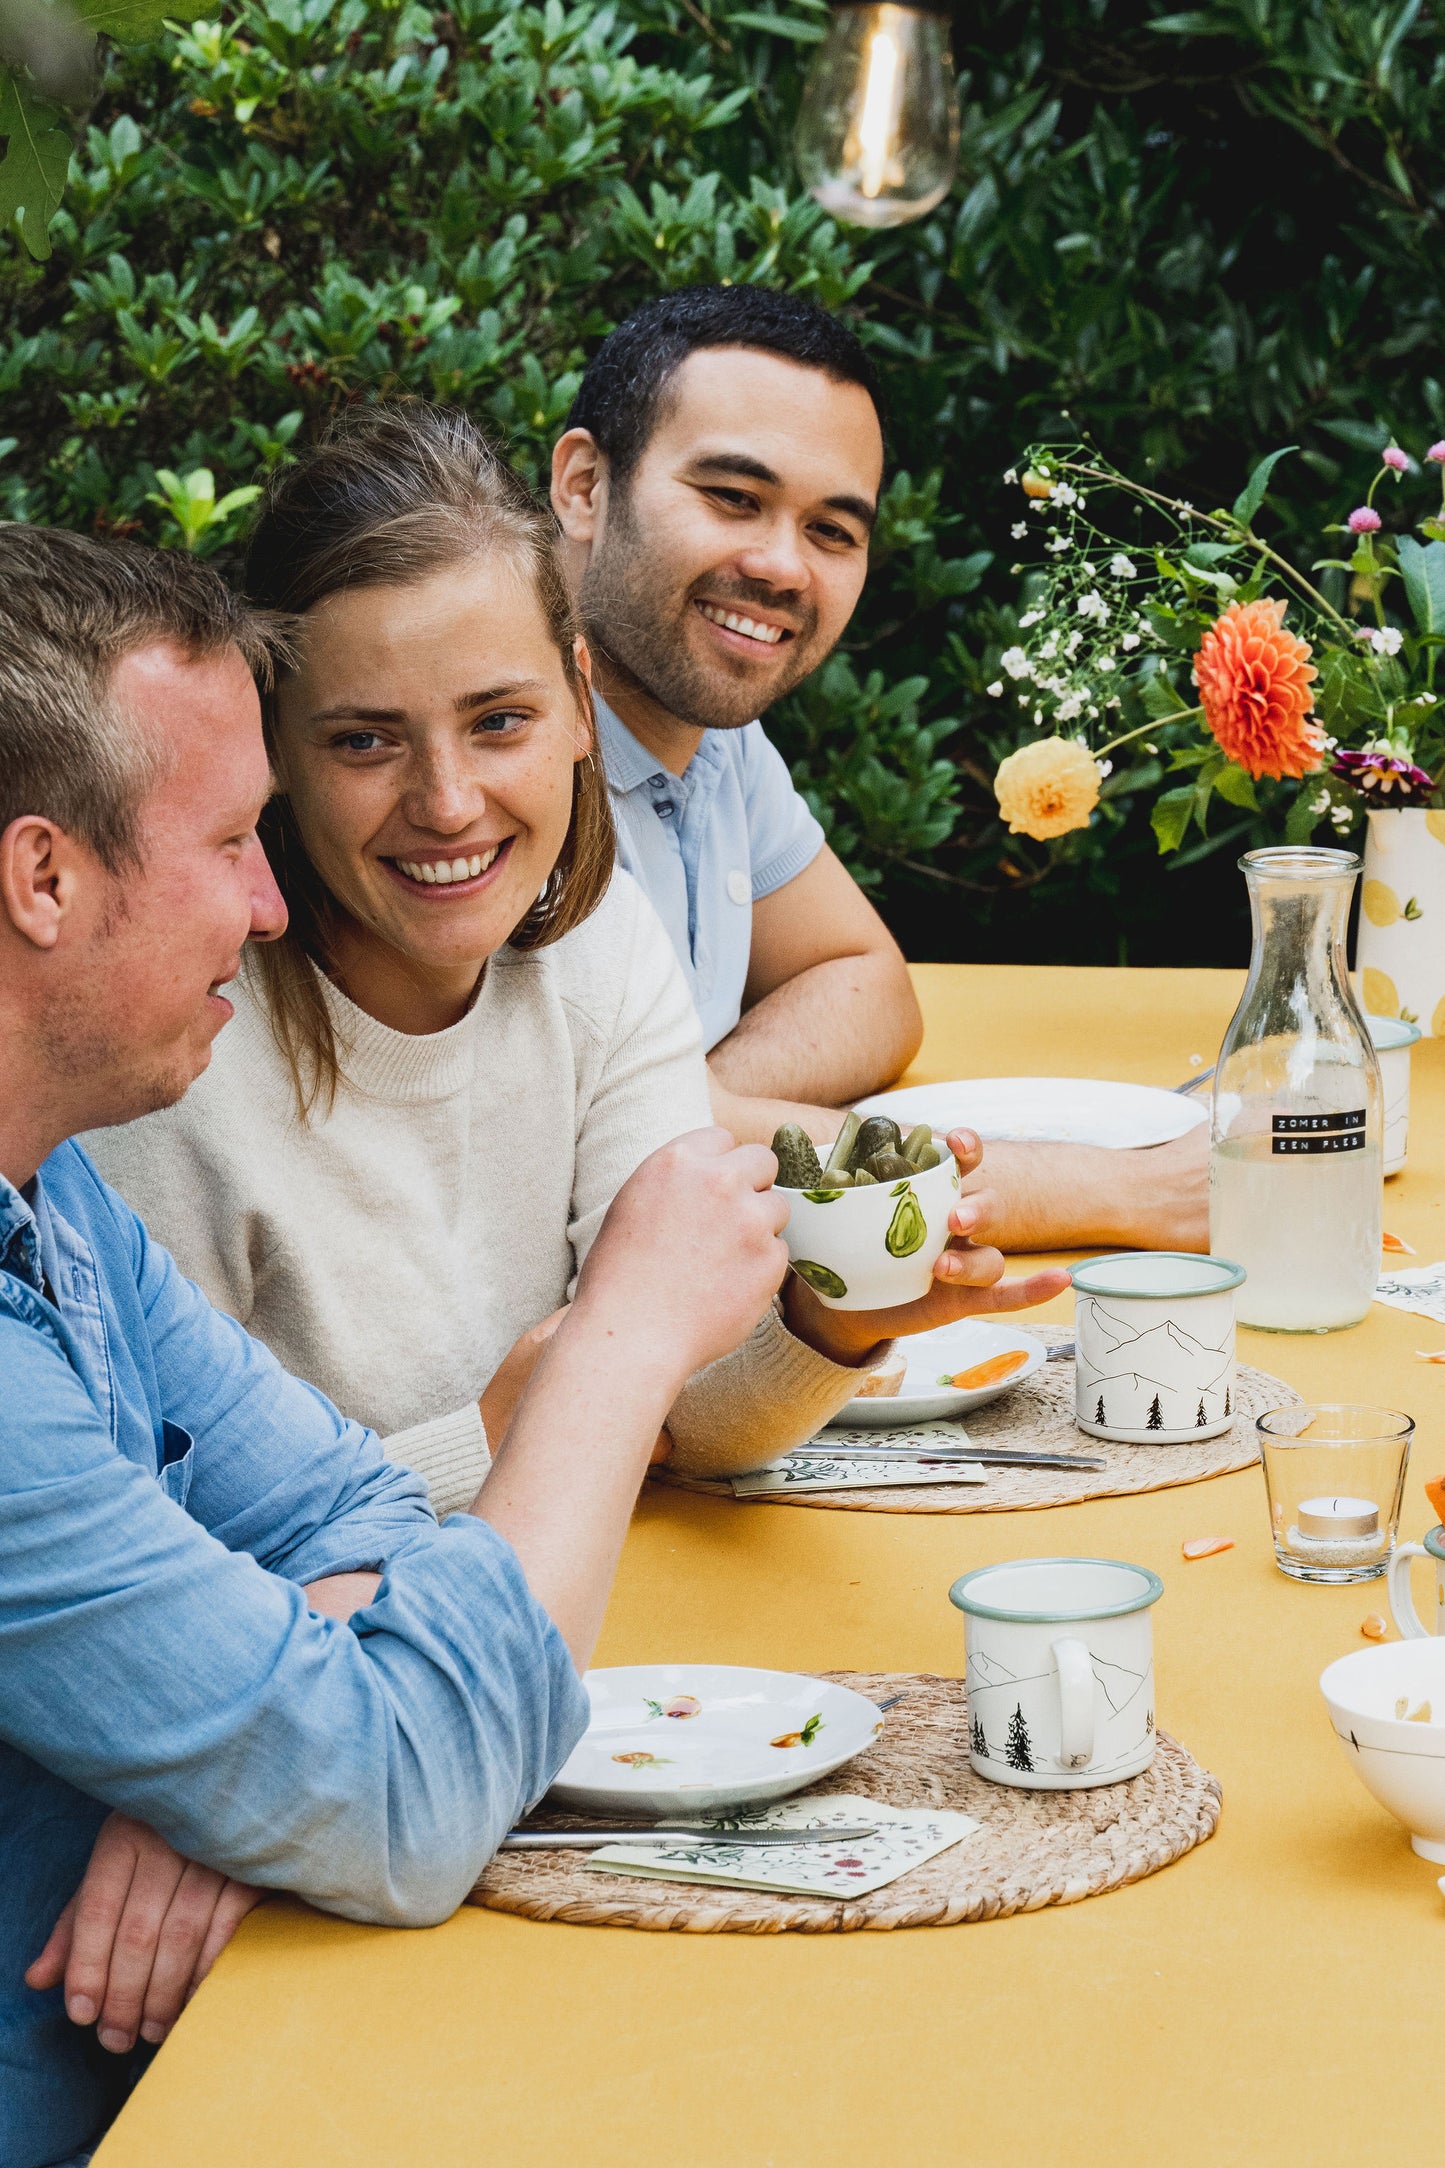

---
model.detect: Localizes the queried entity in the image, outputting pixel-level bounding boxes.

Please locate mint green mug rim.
[948,1555,1165,1624]
[1424,1526,1445,1562]
[1069,1250,1246,1300]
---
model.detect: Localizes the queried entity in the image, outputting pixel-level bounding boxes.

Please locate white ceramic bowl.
[1320,1639,1445,1860]
[781,1136,959,1311]
[549,1665,884,1817]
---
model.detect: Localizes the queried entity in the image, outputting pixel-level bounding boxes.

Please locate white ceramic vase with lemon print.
[1356,808,1445,1035]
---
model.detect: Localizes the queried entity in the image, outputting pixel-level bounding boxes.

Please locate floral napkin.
[585,1791,979,1899]
[1376,1262,1445,1323]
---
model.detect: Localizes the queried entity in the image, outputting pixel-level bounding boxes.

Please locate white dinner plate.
[852,1076,1207,1152]
[828,1319,1049,1430]
[548,1666,883,1817]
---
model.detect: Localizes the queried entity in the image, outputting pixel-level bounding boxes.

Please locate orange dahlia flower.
[1192,597,1323,780]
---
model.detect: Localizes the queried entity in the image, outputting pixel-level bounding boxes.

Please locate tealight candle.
[1287,1494,1385,1568]
[1297,1496,1381,1540]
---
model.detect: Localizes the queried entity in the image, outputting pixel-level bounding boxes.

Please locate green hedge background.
[2,0,1439,966]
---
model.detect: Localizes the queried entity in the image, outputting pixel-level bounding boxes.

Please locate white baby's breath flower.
[1056,692,1084,722]
[1424,691,1438,705]
[1077,590,1109,623]
[1065,631,1083,657]
[1029,500,1047,515]
[1096,758,1113,779]
[1369,625,1404,657]
[1177,500,1195,516]
[1018,609,1044,629]
[1309,789,1331,814]
[1033,709,1045,725]
[1107,554,1137,579]
[1003,467,1018,485]
[1011,522,1029,539]
[1047,534,1069,554]
[1097,656,1115,673]
[986,680,1004,697]
[1330,805,1353,829]
[1120,631,1141,650]
[1053,482,1078,507]
[1039,636,1059,660]
[1000,646,1032,680]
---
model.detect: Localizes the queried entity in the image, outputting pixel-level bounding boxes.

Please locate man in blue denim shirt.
[0,527,792,2168]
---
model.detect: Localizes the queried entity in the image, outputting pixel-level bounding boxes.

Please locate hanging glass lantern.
[794,2,960,230]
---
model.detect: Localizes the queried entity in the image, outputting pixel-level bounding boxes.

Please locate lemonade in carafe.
[1209,848,1382,1332]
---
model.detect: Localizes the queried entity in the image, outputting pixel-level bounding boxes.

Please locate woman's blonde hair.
[243,401,614,1117]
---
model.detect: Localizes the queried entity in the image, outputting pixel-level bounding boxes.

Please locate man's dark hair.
[0,524,282,873]
[565,285,884,483]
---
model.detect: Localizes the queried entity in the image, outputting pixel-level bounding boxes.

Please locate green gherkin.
[885,1185,927,1258]
[771,1123,823,1190]
[851,1115,902,1167]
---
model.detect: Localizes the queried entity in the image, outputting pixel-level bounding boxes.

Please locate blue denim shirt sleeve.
[0,1184,589,1929]
[740,721,825,901]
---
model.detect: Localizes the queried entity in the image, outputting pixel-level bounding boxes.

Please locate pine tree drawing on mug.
[1196,1397,1207,1427]
[1146,1394,1164,1430]
[1005,1704,1034,1772]
[970,1712,987,1759]
[1094,1395,1105,1426]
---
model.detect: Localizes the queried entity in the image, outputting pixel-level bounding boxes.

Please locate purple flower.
[1331,747,1434,802]
[1383,445,1410,472]
[1348,506,1382,534]
[1428,442,1445,464]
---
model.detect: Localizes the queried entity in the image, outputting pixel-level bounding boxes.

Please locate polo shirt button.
[726,869,749,906]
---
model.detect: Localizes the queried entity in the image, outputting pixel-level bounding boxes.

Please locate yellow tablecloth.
[97,966,1445,2167]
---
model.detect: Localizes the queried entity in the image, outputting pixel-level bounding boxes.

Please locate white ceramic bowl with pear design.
[780,1136,960,1311]
[1320,1639,1445,1860]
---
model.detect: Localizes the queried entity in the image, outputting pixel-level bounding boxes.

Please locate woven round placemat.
[469,1670,1221,1933]
[658,1352,1294,1514]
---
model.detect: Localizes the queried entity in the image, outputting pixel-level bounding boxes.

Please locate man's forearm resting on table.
[960,1132,1209,1254]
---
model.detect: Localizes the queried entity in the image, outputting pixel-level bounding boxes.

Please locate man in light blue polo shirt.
[553,284,924,1140]
[553,286,1209,1253]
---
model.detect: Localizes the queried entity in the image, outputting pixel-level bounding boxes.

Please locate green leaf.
[0,73,70,260]
[722,11,825,39]
[1232,446,1297,528]
[1396,535,1445,640]
[1285,787,1325,843]
[1151,785,1195,854]
[1142,671,1190,720]
[73,0,172,34]
[1213,762,1259,810]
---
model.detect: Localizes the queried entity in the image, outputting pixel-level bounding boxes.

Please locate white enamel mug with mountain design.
[949,1557,1163,1791]
[1071,1251,1246,1446]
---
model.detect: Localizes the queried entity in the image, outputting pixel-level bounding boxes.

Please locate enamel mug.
[948,1557,1163,1790]
[1388,1525,1445,1639]
[1072,1251,1245,1444]
[1367,1013,1420,1176]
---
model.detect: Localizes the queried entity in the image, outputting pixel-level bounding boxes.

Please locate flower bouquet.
[987,439,1445,850]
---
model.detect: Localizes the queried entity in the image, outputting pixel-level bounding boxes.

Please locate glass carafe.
[1209,847,1382,1332]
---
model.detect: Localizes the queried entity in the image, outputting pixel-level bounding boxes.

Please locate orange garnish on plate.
[945,1349,1030,1391]
[1383,1232,1417,1255]
[1425,1476,1445,1524]
[1361,1615,1389,1641]
[1181,1536,1234,1560]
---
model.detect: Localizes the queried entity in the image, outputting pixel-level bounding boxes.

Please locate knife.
[502,1824,879,1849]
[794,1444,1107,1471]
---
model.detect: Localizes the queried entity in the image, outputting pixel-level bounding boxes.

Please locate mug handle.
[1388,1543,1433,1641]
[1052,1636,1096,1769]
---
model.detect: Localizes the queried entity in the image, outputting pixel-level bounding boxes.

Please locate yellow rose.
[994,737,1101,841]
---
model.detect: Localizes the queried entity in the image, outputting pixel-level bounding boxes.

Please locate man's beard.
[579,490,824,731]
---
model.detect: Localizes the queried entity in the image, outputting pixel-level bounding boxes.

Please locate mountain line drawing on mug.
[1074,1299,1233,1432]
[965,1643,1153,1776]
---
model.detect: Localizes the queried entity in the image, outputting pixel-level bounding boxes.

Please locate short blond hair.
[0,524,282,871]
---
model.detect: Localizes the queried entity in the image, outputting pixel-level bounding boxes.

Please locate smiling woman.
[83,403,888,1510]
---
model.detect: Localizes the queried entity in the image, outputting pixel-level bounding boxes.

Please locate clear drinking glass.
[1210,847,1383,1331]
[1257,1404,1413,1583]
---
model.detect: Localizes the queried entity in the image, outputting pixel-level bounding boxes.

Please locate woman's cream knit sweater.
[85,872,863,1511]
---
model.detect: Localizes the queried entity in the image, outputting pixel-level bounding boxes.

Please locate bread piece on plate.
[854,1348,906,1399]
